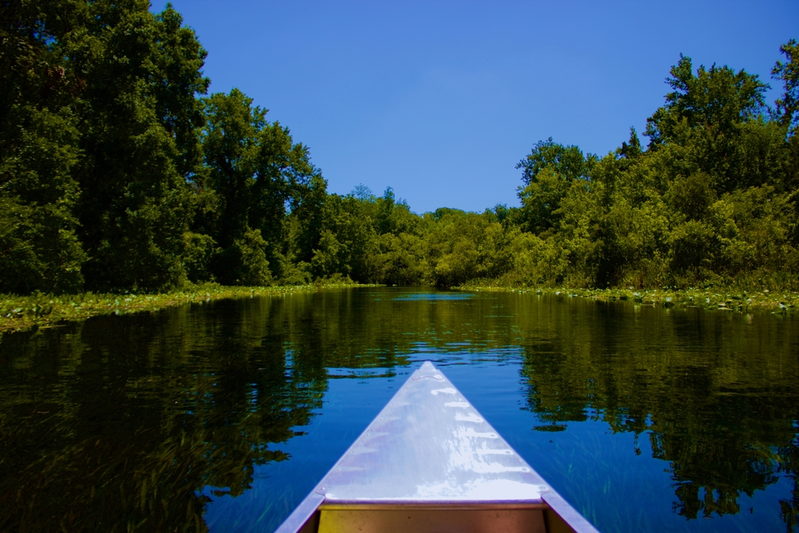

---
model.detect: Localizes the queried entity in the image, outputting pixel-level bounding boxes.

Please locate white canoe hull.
[276,361,599,533]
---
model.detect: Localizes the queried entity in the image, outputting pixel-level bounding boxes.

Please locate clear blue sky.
[155,0,798,214]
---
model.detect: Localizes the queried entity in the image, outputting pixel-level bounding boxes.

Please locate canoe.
[275,361,600,533]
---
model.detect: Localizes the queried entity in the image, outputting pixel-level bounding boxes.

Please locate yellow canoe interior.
[299,503,579,533]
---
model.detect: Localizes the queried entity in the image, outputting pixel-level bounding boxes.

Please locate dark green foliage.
[72,2,209,291]
[182,232,217,283]
[1,0,209,293]
[500,44,799,291]
[0,109,86,293]
[645,55,768,145]
[200,89,322,285]
[773,39,799,132]
[668,220,717,278]
[1,1,795,295]
[376,232,427,285]
[645,55,773,193]
[619,127,643,160]
[667,172,716,221]
[212,228,273,286]
[0,2,87,293]
[426,211,510,287]
[303,189,429,285]
[376,187,397,234]
[310,194,375,281]
[516,137,590,185]
[516,138,595,233]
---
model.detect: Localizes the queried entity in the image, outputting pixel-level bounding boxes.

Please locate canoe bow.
[275,361,599,533]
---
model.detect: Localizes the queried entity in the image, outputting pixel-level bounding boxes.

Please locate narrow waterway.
[1,287,797,532]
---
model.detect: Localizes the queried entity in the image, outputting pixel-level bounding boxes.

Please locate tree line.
[2,1,797,294]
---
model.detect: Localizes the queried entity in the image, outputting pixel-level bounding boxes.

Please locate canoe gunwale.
[318,502,551,510]
[275,492,324,533]
[542,491,601,533]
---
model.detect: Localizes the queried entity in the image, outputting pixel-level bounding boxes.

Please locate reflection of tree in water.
[518,301,799,529]
[0,298,325,532]
[0,288,523,531]
[651,393,789,520]
[778,442,799,532]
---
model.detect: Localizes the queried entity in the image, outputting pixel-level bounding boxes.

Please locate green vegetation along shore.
[3,282,795,335]
[459,283,799,314]
[0,282,369,334]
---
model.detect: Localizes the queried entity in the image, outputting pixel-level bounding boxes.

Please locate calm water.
[1,287,797,532]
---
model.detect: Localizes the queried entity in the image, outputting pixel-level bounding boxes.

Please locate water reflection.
[391,292,475,301]
[517,299,799,528]
[0,298,323,531]
[0,288,797,532]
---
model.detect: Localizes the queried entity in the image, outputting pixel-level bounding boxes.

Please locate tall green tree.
[772,39,799,244]
[644,55,773,193]
[773,38,799,133]
[0,0,87,293]
[70,1,210,291]
[516,138,593,233]
[201,89,323,284]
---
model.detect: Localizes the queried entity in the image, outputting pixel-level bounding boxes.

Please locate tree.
[0,1,87,293]
[646,55,768,146]
[426,211,509,287]
[516,137,589,186]
[376,187,397,235]
[516,138,593,234]
[286,173,327,280]
[773,38,799,133]
[618,127,643,161]
[70,2,210,291]
[644,55,772,194]
[212,228,274,286]
[201,89,323,284]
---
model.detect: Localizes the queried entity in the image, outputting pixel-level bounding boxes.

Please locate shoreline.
[3,282,795,335]
[0,282,370,334]
[457,283,798,313]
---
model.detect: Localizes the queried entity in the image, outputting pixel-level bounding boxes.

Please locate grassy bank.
[458,282,798,314]
[0,282,366,334]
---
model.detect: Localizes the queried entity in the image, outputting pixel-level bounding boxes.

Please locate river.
[0,287,797,532]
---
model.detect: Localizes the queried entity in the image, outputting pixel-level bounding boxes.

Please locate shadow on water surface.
[0,287,796,532]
